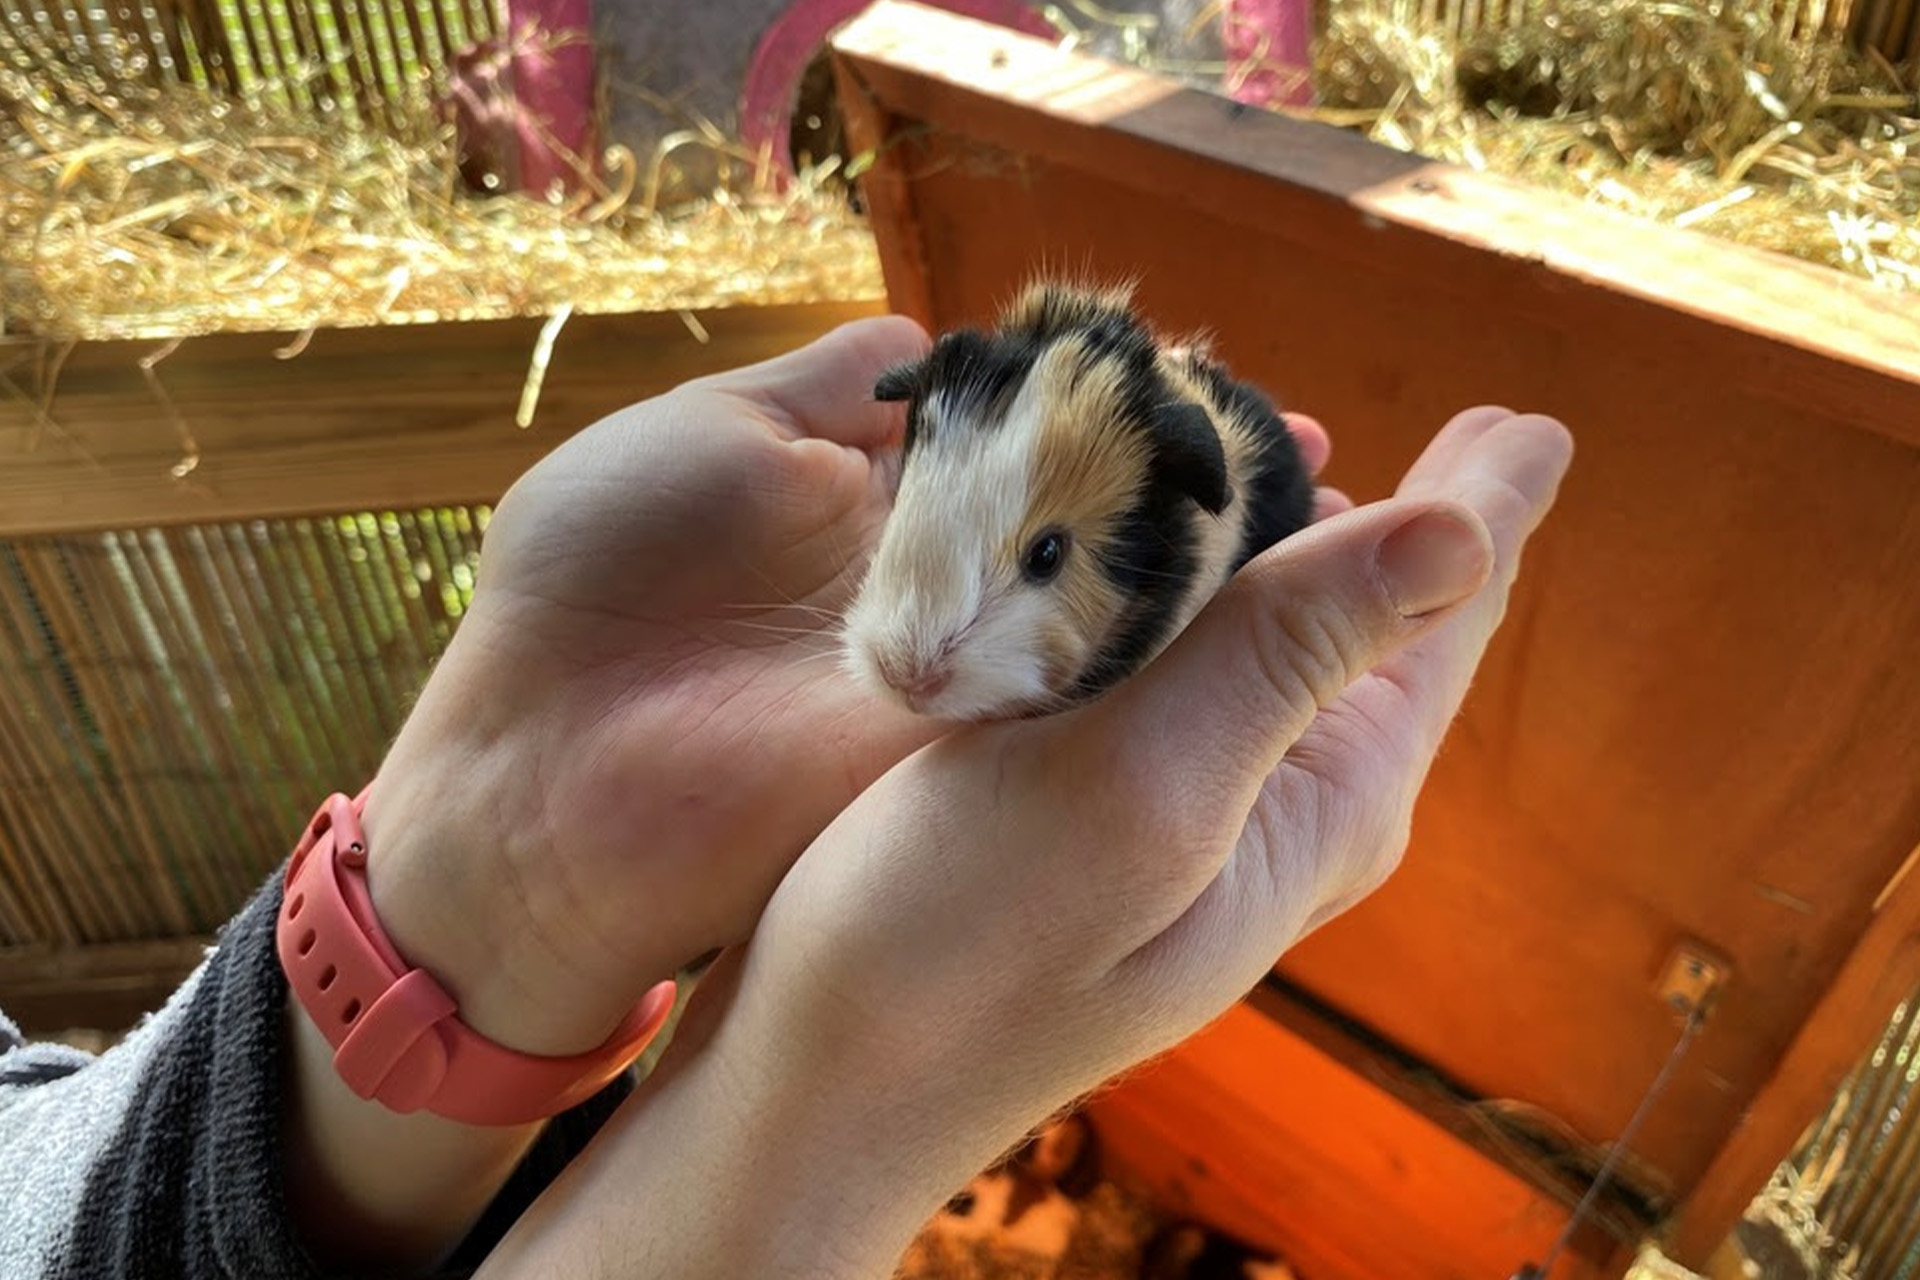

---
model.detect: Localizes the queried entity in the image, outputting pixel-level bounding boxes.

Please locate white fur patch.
[843,375,1061,720]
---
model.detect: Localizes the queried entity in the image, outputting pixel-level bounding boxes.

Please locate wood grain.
[0,937,212,1033]
[1086,1000,1594,1280]
[1672,838,1920,1262]
[833,3,1920,1267]
[0,301,883,536]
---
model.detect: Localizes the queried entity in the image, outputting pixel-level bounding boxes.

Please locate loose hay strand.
[514,301,569,429]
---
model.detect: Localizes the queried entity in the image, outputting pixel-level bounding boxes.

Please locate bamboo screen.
[0,507,486,947]
[0,0,496,132]
[1765,996,1920,1278]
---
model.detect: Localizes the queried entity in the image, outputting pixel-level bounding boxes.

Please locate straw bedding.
[0,13,881,342]
[5,0,1915,347]
[1308,0,1920,291]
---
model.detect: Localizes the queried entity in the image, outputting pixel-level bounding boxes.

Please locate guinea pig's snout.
[875,649,954,707]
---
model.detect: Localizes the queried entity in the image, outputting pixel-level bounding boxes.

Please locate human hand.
[467,406,1569,1280]
[356,316,1348,1056]
[288,319,946,1263]
[687,406,1572,1269]
[281,316,1347,1268]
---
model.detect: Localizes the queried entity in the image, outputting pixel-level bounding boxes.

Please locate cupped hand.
[358,314,1348,1054]
[716,408,1572,1227]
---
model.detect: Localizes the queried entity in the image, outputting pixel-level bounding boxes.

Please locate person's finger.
[1395,405,1515,495]
[687,314,932,447]
[1313,487,1354,522]
[1077,495,1496,853]
[1280,411,1573,824]
[1353,412,1574,753]
[1425,412,1571,567]
[1284,414,1330,476]
[1123,412,1574,985]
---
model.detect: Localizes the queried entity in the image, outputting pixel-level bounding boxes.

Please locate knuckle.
[1357,803,1415,888]
[1249,587,1378,712]
[1468,472,1541,564]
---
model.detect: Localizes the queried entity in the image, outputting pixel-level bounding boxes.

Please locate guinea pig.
[840,279,1315,722]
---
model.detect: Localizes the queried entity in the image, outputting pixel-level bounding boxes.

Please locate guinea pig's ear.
[1151,401,1230,515]
[872,358,926,403]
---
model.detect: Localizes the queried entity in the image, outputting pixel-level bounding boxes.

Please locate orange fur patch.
[1000,277,1139,336]
[1013,338,1155,676]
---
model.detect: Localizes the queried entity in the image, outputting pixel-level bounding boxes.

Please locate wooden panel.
[0,938,211,1033]
[1672,837,1920,1262]
[0,301,882,536]
[1086,999,1593,1280]
[831,3,1920,1264]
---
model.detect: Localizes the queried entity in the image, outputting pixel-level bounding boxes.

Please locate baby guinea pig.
[841,280,1315,722]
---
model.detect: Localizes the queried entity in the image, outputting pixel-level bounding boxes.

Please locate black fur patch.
[1188,359,1315,570]
[876,328,1047,456]
[872,361,921,402]
[1150,401,1230,515]
[1076,482,1202,701]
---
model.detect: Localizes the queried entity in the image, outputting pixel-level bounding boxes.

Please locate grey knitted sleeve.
[0,873,631,1280]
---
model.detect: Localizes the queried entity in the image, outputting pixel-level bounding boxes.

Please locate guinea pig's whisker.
[717,600,842,620]
[745,558,858,621]
[1097,560,1198,585]
[724,620,834,638]
[769,639,849,664]
[816,695,880,739]
[820,518,875,603]
[779,648,848,672]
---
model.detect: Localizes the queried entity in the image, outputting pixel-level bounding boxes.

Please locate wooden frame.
[0,938,211,1034]
[0,301,881,537]
[830,4,1920,1274]
[1085,991,1600,1280]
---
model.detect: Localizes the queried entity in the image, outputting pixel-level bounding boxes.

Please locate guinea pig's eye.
[1021,530,1069,584]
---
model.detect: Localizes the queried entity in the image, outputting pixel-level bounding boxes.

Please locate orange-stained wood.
[1672,836,1920,1262]
[0,301,882,536]
[832,3,1920,1270]
[1086,1000,1596,1280]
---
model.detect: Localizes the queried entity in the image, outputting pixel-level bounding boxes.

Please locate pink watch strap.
[277,791,677,1126]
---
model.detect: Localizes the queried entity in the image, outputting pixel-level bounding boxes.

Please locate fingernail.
[1377,508,1492,617]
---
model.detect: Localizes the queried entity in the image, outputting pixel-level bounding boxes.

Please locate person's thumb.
[1082,497,1495,839]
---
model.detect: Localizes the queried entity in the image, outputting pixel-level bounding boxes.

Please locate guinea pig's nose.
[877,652,953,704]
[901,667,952,701]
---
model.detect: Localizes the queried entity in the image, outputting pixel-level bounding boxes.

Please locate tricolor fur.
[842,280,1314,721]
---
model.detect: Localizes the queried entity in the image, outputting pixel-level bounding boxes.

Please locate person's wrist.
[353,639,637,1058]
[721,938,1063,1240]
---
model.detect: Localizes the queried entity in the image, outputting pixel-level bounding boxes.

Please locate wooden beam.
[0,300,883,536]
[1671,839,1920,1262]
[1085,999,1596,1280]
[0,937,211,1033]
